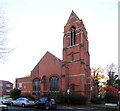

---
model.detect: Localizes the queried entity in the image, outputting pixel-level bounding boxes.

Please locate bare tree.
[0,11,12,63]
[106,63,118,74]
[106,63,118,88]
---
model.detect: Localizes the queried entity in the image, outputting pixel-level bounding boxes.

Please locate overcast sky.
[0,0,118,83]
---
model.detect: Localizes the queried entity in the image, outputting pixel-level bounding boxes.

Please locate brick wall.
[63,11,91,99]
[16,11,92,101]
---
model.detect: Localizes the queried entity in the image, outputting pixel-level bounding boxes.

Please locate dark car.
[0,102,8,111]
[34,97,57,110]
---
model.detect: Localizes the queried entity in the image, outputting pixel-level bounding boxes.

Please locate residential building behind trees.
[0,80,13,97]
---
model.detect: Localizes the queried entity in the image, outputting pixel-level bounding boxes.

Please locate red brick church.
[16,11,91,100]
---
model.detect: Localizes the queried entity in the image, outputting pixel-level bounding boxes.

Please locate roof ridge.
[47,51,62,61]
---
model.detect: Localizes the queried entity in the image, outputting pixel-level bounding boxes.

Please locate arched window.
[33,78,40,91]
[71,53,74,62]
[49,76,59,91]
[70,84,75,92]
[71,26,76,46]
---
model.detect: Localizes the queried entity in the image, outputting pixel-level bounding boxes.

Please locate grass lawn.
[87,104,118,109]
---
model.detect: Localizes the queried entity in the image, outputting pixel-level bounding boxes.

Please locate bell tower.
[62,10,91,99]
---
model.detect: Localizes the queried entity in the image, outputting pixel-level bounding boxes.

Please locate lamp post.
[67,66,69,89]
[67,88,70,106]
[67,66,70,106]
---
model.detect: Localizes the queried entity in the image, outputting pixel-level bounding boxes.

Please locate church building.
[16,11,91,100]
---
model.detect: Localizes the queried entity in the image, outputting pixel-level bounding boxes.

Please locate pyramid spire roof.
[66,10,80,26]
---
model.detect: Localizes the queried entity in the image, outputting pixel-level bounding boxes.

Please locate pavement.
[58,105,118,111]
[8,105,118,111]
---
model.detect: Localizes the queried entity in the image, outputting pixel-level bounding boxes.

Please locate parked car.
[0,97,6,103]
[0,102,8,111]
[34,97,57,110]
[2,98,13,105]
[11,98,34,107]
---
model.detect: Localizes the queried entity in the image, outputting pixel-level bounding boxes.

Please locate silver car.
[2,98,13,105]
[11,98,34,107]
[0,97,6,103]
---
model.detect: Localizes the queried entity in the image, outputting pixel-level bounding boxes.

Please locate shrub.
[55,92,65,104]
[91,93,103,104]
[68,93,88,105]
[10,88,21,100]
[105,85,118,95]
[42,92,88,105]
[105,93,117,104]
[45,92,65,104]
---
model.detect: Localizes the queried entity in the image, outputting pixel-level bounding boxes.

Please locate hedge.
[42,92,88,105]
[105,93,118,104]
